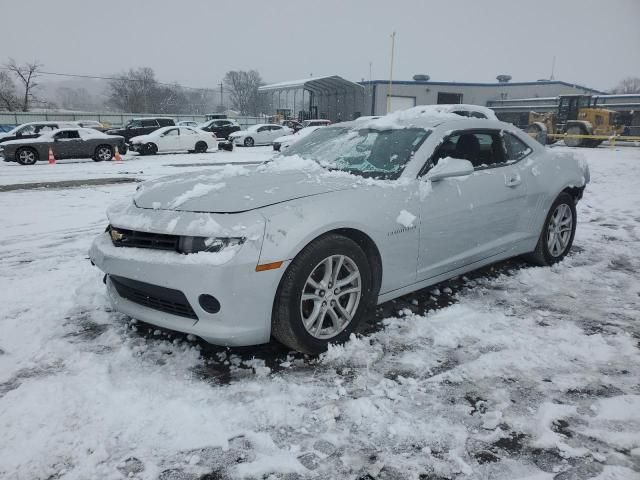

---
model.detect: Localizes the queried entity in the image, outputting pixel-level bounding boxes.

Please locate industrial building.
[361,78,604,116]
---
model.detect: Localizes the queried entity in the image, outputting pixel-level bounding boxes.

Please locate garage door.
[388,96,416,113]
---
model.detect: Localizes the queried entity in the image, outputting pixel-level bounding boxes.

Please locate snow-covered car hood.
[129,134,151,144]
[133,166,355,213]
[274,133,296,143]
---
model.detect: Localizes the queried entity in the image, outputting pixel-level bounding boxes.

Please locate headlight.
[178,236,245,254]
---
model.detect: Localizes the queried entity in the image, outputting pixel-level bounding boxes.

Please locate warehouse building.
[360,77,604,116]
[259,74,609,124]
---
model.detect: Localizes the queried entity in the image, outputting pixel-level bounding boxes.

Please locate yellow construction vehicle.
[526,94,624,147]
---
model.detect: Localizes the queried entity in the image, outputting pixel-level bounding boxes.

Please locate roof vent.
[496,75,512,83]
[413,74,430,81]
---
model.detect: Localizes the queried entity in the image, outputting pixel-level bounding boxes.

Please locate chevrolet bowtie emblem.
[110,229,124,241]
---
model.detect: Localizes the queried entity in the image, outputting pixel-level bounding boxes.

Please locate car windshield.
[247,125,261,132]
[126,120,143,128]
[281,126,430,179]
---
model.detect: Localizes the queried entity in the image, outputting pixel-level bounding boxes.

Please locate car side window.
[270,126,282,131]
[503,131,532,162]
[430,130,506,170]
[164,128,179,136]
[142,120,158,127]
[180,128,196,135]
[257,126,268,132]
[55,130,81,139]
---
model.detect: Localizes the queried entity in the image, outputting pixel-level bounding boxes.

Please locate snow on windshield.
[282,126,430,179]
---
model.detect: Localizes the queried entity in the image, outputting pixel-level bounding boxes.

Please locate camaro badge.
[110,229,123,241]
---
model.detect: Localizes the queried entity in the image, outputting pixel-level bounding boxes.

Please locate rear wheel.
[195,141,208,153]
[272,234,373,354]
[244,137,254,147]
[524,192,576,266]
[16,147,38,165]
[94,145,113,162]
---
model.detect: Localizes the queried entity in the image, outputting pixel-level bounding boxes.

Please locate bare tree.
[223,70,263,115]
[4,58,43,111]
[107,67,159,113]
[0,71,18,111]
[611,77,640,94]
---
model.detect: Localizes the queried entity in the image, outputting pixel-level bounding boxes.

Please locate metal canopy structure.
[259,75,365,122]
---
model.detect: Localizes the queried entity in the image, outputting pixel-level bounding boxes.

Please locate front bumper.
[88,207,285,347]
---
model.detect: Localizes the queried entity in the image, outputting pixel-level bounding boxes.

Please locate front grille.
[109,225,179,251]
[110,275,197,319]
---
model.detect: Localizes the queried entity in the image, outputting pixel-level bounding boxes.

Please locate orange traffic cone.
[113,147,122,162]
[48,147,56,165]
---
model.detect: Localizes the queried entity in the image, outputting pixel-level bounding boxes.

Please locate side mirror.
[425,158,474,182]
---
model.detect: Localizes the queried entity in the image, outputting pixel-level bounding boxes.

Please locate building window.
[437,92,463,104]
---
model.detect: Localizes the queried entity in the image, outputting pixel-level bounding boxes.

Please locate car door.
[268,126,284,142]
[416,129,530,280]
[50,130,82,158]
[156,128,180,151]
[255,126,270,144]
[179,127,198,150]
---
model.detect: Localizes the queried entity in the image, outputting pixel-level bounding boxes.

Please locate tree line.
[1,59,265,115]
[1,57,639,114]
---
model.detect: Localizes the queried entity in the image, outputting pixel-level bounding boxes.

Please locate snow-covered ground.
[1,145,639,479]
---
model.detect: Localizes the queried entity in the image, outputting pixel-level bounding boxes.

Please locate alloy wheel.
[97,147,112,161]
[18,149,36,165]
[547,203,573,257]
[300,254,362,339]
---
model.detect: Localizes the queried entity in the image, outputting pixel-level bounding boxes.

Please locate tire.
[244,137,254,147]
[524,192,577,266]
[564,126,585,147]
[15,147,39,165]
[272,234,374,354]
[144,143,158,155]
[94,145,113,162]
[195,141,208,153]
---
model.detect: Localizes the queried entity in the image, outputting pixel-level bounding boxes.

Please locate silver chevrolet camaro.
[89,108,589,353]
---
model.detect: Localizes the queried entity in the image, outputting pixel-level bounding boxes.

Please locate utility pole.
[219,82,224,110]
[550,56,556,81]
[387,32,396,114]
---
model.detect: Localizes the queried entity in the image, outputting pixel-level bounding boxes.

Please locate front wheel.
[524,192,577,266]
[244,137,254,147]
[16,147,39,165]
[272,234,373,354]
[144,143,158,155]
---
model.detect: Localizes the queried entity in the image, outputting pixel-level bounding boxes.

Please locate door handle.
[505,173,521,187]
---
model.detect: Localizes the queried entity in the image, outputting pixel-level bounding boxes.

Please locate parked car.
[129,126,216,155]
[105,117,175,142]
[89,112,589,353]
[199,118,241,139]
[228,124,291,146]
[177,121,199,127]
[0,121,79,143]
[75,120,108,132]
[273,126,322,151]
[0,128,126,165]
[281,119,303,132]
[301,119,331,128]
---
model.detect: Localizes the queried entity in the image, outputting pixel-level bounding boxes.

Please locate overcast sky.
[2,0,638,91]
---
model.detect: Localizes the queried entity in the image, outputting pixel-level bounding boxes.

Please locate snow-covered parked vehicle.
[272,126,322,151]
[89,107,589,353]
[0,128,126,165]
[129,126,217,155]
[228,124,291,147]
